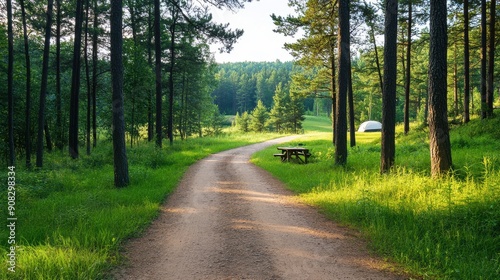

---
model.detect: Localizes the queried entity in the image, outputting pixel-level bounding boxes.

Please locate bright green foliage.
[234,111,251,132]
[285,90,306,133]
[0,133,277,279]
[250,100,269,132]
[203,105,226,136]
[123,41,154,146]
[253,115,500,279]
[267,83,288,132]
[212,62,294,115]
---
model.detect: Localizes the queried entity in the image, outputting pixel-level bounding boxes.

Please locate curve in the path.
[114,136,406,280]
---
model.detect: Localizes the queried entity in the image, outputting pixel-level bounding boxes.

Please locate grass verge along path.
[252,116,500,279]
[0,133,279,279]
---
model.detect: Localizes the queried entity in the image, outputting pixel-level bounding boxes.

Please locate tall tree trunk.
[424,88,429,126]
[154,0,163,148]
[69,0,85,158]
[21,0,32,167]
[481,0,487,119]
[330,3,337,146]
[168,7,178,146]
[380,0,398,173]
[56,0,63,150]
[85,0,91,155]
[454,43,459,117]
[128,0,138,43]
[487,0,496,117]
[179,73,186,140]
[335,0,349,165]
[7,0,15,166]
[348,58,356,148]
[92,0,98,148]
[428,0,452,176]
[147,3,154,142]
[36,0,54,168]
[330,44,337,146]
[404,1,412,135]
[110,0,130,187]
[131,93,136,147]
[463,0,470,123]
[128,0,139,148]
[370,24,384,96]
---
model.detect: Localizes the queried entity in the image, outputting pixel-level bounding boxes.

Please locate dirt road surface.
[113,136,407,280]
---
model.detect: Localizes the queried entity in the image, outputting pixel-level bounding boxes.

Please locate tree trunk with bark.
[56,0,64,150]
[463,0,470,123]
[7,0,15,166]
[69,0,85,159]
[481,0,487,119]
[110,0,130,187]
[380,0,398,173]
[147,3,154,142]
[487,0,496,117]
[168,6,178,146]
[335,0,349,165]
[370,24,383,96]
[154,0,163,148]
[454,44,459,117]
[36,0,54,168]
[85,0,91,155]
[21,0,32,167]
[348,59,356,148]
[404,1,412,135]
[92,0,98,148]
[428,0,453,176]
[331,46,337,146]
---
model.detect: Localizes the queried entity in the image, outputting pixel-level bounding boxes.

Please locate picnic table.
[274,146,311,164]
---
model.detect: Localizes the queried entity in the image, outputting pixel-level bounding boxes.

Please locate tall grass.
[252,116,500,279]
[0,133,279,279]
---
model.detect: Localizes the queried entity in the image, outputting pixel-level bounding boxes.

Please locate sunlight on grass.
[1,115,499,279]
[0,132,280,279]
[0,245,108,280]
[252,115,500,279]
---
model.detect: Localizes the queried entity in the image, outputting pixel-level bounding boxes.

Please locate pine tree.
[287,90,305,134]
[36,0,54,168]
[250,100,268,133]
[7,0,15,166]
[380,0,399,173]
[268,83,288,133]
[335,0,350,165]
[69,0,85,159]
[110,0,130,187]
[428,0,452,176]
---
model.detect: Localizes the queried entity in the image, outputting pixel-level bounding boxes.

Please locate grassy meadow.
[252,115,500,279]
[0,133,280,279]
[1,115,499,279]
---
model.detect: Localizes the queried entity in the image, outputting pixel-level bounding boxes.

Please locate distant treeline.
[212,61,314,115]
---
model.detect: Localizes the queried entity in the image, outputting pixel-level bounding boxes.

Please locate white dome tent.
[357,120,382,132]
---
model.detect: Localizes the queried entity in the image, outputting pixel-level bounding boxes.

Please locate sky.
[209,0,298,63]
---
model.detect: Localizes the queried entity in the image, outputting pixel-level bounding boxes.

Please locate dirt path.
[113,136,406,279]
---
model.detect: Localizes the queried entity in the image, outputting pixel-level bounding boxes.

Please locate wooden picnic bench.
[274,147,311,164]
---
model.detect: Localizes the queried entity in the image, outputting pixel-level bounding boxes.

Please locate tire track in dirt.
[113,136,407,279]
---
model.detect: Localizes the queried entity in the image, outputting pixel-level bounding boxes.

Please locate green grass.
[2,116,499,279]
[302,115,334,133]
[252,116,500,279]
[0,133,279,279]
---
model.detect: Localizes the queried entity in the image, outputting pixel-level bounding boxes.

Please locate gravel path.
[113,136,407,279]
